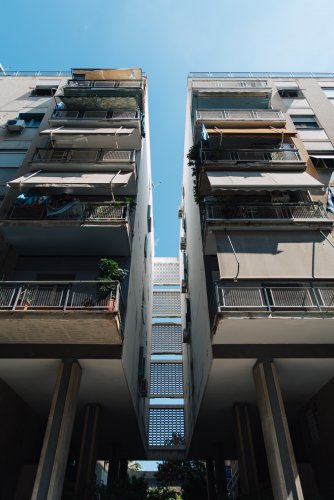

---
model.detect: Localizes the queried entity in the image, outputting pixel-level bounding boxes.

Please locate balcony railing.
[201,148,302,163]
[196,109,285,122]
[192,80,269,89]
[51,109,139,120]
[204,203,328,222]
[32,148,135,163]
[215,283,334,312]
[0,281,124,313]
[65,79,143,89]
[8,203,129,222]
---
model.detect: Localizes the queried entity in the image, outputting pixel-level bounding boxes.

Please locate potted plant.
[97,258,127,310]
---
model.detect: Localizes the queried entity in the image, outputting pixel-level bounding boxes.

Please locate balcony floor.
[0,310,122,345]
[1,223,131,256]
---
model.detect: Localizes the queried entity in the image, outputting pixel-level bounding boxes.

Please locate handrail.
[51,109,140,120]
[204,202,328,221]
[215,283,334,312]
[189,72,334,78]
[32,148,136,163]
[196,109,285,120]
[201,148,302,162]
[0,281,122,312]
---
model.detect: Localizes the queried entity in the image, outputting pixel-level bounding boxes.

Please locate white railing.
[66,79,143,89]
[215,284,334,312]
[201,148,302,163]
[196,109,284,121]
[0,281,123,312]
[192,79,269,89]
[204,203,328,221]
[32,148,135,163]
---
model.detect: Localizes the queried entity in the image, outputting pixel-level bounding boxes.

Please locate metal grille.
[149,408,185,446]
[151,324,182,353]
[101,150,132,161]
[112,110,137,118]
[150,363,183,396]
[270,287,314,308]
[318,287,334,307]
[218,287,265,309]
[154,261,179,285]
[152,291,181,316]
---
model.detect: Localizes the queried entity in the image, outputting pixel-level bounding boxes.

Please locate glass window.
[18,113,44,128]
[292,116,320,128]
[278,89,304,98]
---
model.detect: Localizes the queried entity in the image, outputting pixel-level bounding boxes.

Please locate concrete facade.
[0,69,153,498]
[181,74,334,499]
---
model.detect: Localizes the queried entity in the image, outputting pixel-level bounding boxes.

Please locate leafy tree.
[155,460,207,500]
[146,486,179,500]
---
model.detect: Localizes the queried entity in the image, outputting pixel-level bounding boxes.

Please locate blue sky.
[2,0,334,258]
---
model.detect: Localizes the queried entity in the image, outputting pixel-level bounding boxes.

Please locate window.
[31,85,58,96]
[278,89,304,98]
[311,156,334,169]
[18,113,44,128]
[321,87,334,98]
[292,116,320,129]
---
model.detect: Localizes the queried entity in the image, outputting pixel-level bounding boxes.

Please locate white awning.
[41,128,134,135]
[206,171,323,191]
[310,155,334,159]
[8,171,133,188]
[215,230,334,279]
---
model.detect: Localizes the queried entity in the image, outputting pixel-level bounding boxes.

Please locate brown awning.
[9,171,133,188]
[206,171,323,191]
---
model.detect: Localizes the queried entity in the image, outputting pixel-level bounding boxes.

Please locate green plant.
[97,258,127,296]
[187,143,202,204]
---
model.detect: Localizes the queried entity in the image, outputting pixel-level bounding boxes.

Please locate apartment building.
[0,68,153,499]
[181,73,334,499]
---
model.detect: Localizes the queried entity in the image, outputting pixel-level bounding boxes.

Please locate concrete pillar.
[31,359,81,500]
[253,360,304,500]
[214,458,227,500]
[107,459,119,486]
[74,404,101,500]
[206,459,217,500]
[118,459,128,480]
[233,403,260,497]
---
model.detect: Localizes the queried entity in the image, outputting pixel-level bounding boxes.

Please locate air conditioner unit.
[6,119,26,133]
[138,378,148,397]
[180,236,187,250]
[183,327,191,344]
[181,279,188,294]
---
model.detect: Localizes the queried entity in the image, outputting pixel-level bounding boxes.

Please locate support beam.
[74,404,101,500]
[107,459,119,487]
[214,458,228,500]
[31,359,82,500]
[119,459,128,480]
[253,360,304,500]
[206,459,217,500]
[233,403,259,497]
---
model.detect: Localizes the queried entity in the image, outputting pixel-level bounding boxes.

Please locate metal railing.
[192,79,269,89]
[0,281,123,312]
[201,148,302,163]
[8,203,129,222]
[189,72,334,78]
[65,79,143,89]
[32,148,135,163]
[0,70,71,77]
[204,203,328,221]
[51,109,139,120]
[196,109,285,121]
[215,283,334,312]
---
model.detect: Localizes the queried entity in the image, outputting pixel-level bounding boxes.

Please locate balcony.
[195,109,286,129]
[192,79,269,90]
[211,282,334,345]
[201,148,303,168]
[59,79,144,111]
[49,108,141,128]
[31,148,136,171]
[1,202,133,256]
[203,202,331,229]
[0,281,125,345]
